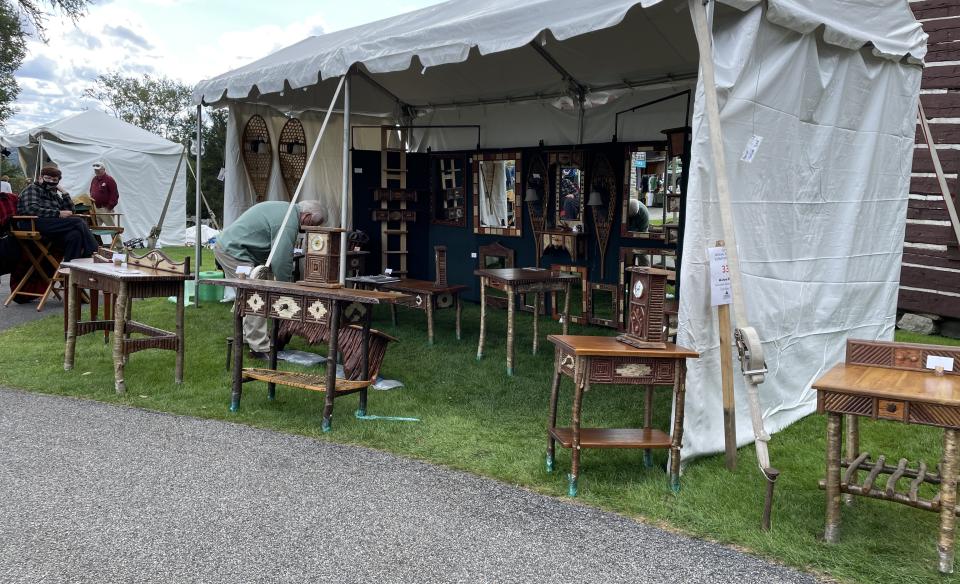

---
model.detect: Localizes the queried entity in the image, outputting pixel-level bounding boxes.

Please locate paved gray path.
[0,281,819,583]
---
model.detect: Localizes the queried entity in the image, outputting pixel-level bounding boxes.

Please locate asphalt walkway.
[0,280,819,583]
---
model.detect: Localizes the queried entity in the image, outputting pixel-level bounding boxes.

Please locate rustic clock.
[299,226,344,288]
[616,265,670,349]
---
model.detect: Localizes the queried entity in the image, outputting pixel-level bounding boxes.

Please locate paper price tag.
[708,246,732,306]
[740,135,763,163]
[927,355,955,372]
[111,253,126,264]
[384,268,393,275]
[236,266,252,276]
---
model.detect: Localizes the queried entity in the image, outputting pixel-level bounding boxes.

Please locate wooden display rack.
[372,126,416,276]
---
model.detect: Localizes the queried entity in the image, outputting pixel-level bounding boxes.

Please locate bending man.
[214,200,326,359]
[17,165,98,262]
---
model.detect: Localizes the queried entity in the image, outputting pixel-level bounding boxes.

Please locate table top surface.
[386,279,467,294]
[63,260,190,282]
[202,278,405,304]
[474,268,582,284]
[813,363,960,407]
[548,335,699,358]
[346,275,402,285]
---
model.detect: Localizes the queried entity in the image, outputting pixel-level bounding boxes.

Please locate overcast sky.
[7,0,444,133]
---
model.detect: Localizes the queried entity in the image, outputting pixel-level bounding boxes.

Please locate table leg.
[532,293,539,356]
[63,271,79,371]
[357,312,372,418]
[843,416,860,506]
[824,412,842,543]
[112,281,129,394]
[546,346,562,473]
[477,277,487,361]
[644,384,654,469]
[175,287,185,384]
[267,319,279,400]
[938,428,959,573]
[562,282,571,335]
[322,301,342,432]
[455,293,462,341]
[569,356,588,497]
[669,362,687,492]
[426,293,434,346]
[390,302,397,327]
[104,293,112,344]
[230,303,244,412]
[506,287,516,376]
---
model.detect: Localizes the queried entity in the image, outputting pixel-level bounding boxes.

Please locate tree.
[0,0,90,128]
[183,108,227,225]
[83,72,193,141]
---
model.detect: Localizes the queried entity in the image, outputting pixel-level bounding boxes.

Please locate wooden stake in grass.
[716,240,736,471]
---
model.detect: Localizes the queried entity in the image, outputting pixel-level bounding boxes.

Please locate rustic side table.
[814,339,960,574]
[546,334,698,496]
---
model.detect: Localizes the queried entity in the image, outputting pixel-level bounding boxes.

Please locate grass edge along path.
[1,264,959,583]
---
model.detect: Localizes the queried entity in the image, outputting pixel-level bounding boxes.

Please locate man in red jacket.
[89,161,119,226]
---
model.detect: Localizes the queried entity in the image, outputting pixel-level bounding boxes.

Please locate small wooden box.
[300,226,344,288]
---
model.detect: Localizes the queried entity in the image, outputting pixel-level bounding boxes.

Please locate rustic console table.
[63,250,189,394]
[347,275,465,345]
[475,268,580,376]
[814,339,960,573]
[546,334,698,496]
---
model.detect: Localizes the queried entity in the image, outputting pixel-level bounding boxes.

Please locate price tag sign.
[708,246,732,306]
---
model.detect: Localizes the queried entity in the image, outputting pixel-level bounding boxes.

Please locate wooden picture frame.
[473,151,522,237]
[478,241,515,308]
[549,263,588,325]
[587,282,620,328]
[430,154,467,227]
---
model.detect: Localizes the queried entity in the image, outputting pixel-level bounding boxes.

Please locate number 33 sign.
[708,246,732,306]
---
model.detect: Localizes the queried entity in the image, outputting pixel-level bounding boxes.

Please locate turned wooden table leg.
[175,286,185,384]
[455,293,462,341]
[230,302,244,412]
[267,319,279,401]
[477,277,487,361]
[506,287,516,376]
[669,362,687,492]
[938,428,959,573]
[546,346,562,473]
[644,384,654,469]
[321,301,342,432]
[532,292,539,356]
[843,416,860,506]
[426,293,434,346]
[562,282,571,335]
[112,281,129,394]
[569,356,588,497]
[824,412,842,543]
[63,271,79,371]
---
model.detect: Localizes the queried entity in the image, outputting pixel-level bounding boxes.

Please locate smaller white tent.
[1,110,187,247]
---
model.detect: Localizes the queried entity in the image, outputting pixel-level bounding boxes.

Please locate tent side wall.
[677,4,923,458]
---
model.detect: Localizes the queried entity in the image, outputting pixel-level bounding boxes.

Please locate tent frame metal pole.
[195,105,202,306]
[185,157,220,231]
[147,147,186,250]
[338,72,351,285]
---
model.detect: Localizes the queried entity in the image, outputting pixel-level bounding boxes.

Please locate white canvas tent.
[1,110,187,247]
[193,0,926,460]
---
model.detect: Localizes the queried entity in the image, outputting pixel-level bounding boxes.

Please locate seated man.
[16,165,98,262]
[214,200,326,359]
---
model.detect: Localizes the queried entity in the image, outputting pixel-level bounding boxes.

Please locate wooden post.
[455,294,462,341]
[175,286,185,384]
[426,293,434,346]
[562,281,571,336]
[63,271,78,371]
[644,385,654,468]
[112,282,129,394]
[477,277,487,360]
[670,362,687,492]
[506,287,516,376]
[230,302,244,411]
[716,239,737,471]
[267,319,279,400]
[322,301,342,432]
[546,346,562,473]
[532,293,540,356]
[569,356,588,497]
[824,412,842,543]
[938,428,959,573]
[844,416,860,506]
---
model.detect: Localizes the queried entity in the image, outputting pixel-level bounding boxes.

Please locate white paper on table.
[926,355,955,372]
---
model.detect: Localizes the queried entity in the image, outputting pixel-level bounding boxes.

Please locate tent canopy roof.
[1,109,184,156]
[193,0,926,112]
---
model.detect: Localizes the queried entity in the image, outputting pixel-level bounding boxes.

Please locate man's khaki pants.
[213,244,270,353]
[94,206,115,226]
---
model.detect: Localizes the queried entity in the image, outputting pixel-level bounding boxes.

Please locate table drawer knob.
[886,403,897,413]
[878,399,905,421]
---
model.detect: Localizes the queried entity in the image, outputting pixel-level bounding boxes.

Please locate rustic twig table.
[546,335,698,496]
[814,339,960,574]
[63,251,189,394]
[347,275,466,345]
[204,278,404,431]
[474,268,580,376]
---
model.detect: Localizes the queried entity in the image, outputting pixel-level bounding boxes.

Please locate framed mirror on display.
[549,151,585,232]
[587,282,619,328]
[474,152,522,236]
[431,155,467,227]
[620,144,667,239]
[549,264,588,325]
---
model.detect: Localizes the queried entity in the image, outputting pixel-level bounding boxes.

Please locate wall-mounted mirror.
[620,145,667,239]
[548,151,585,232]
[474,152,522,236]
[431,155,467,227]
[550,264,588,324]
[478,242,515,308]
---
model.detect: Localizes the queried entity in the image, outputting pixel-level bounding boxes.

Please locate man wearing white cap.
[89,161,119,226]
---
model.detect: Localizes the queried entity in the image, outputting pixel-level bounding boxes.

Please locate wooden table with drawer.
[546,334,698,496]
[814,339,960,574]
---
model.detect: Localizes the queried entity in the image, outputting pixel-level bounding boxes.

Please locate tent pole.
[195,105,202,306]
[185,158,220,231]
[338,72,351,285]
[147,147,186,250]
[689,0,777,529]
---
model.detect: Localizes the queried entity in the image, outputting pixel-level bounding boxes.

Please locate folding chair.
[3,215,64,310]
[87,210,124,251]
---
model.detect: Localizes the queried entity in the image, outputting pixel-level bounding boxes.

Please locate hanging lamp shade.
[587,189,603,206]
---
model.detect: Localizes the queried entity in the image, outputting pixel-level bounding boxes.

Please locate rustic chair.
[3,215,63,309]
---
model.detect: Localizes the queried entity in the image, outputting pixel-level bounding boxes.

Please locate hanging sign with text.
[708,246,732,306]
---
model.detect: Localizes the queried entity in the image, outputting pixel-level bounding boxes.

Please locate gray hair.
[297,200,327,226]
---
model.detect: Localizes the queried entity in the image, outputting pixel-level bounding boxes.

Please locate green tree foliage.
[183,108,227,225]
[83,72,193,140]
[0,0,90,128]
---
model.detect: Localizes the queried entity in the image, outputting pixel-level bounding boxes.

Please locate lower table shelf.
[242,368,371,394]
[549,427,671,449]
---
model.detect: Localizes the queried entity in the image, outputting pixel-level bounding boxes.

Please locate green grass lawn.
[1,257,958,583]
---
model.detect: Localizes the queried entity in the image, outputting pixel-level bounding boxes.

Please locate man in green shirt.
[214,200,327,359]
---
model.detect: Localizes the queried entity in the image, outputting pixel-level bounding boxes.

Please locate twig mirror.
[473,152,522,237]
